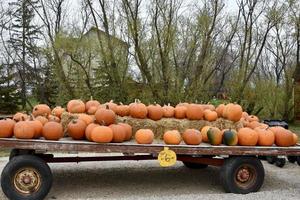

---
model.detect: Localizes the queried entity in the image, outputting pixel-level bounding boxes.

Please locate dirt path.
[0,156,299,200]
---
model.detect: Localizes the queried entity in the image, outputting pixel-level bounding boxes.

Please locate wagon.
[0,138,299,200]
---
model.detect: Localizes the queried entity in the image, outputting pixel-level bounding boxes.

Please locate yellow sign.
[158,147,177,167]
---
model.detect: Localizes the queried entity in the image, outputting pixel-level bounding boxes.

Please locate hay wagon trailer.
[0,138,299,200]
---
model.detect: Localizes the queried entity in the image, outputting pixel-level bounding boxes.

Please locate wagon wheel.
[220,157,264,194]
[1,155,52,200]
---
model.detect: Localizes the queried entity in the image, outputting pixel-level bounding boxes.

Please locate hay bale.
[117,116,243,139]
[60,112,78,136]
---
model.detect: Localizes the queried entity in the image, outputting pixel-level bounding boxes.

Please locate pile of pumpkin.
[0,99,298,147]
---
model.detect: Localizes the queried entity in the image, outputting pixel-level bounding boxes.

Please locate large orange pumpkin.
[67,99,86,113]
[119,123,132,141]
[35,116,48,125]
[129,100,148,119]
[14,121,35,139]
[182,129,202,145]
[116,104,130,117]
[85,123,99,141]
[0,119,15,138]
[237,128,258,146]
[226,104,243,122]
[162,104,174,118]
[207,127,222,145]
[270,126,294,147]
[27,120,43,138]
[95,105,116,125]
[67,119,87,140]
[200,126,211,142]
[51,106,65,118]
[255,127,275,146]
[204,110,218,121]
[174,105,187,119]
[163,130,182,145]
[186,104,204,120]
[91,126,113,143]
[216,104,225,117]
[13,112,28,122]
[42,121,63,140]
[147,104,163,121]
[85,99,100,112]
[222,103,233,119]
[109,124,126,143]
[78,114,94,125]
[32,104,51,117]
[135,129,154,144]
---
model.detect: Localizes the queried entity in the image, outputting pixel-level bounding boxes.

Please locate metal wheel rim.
[13,167,41,195]
[234,164,257,190]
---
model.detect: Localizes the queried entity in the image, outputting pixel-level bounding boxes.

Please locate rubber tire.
[287,156,297,163]
[297,156,300,166]
[266,156,276,164]
[220,157,265,194]
[275,158,286,168]
[1,155,53,200]
[182,161,208,169]
[9,149,19,161]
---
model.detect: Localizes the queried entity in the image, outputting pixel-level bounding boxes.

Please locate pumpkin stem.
[105,104,110,110]
[90,96,93,100]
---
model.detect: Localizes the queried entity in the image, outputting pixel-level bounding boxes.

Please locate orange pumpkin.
[51,106,65,118]
[248,115,259,122]
[163,130,182,145]
[200,126,211,142]
[292,133,298,145]
[119,123,132,141]
[162,104,174,118]
[129,100,148,119]
[78,114,94,125]
[207,127,222,145]
[216,104,225,117]
[103,100,118,113]
[242,112,249,118]
[14,121,35,139]
[201,104,215,111]
[42,121,63,140]
[116,104,130,117]
[174,105,187,119]
[237,128,258,146]
[85,123,99,141]
[147,104,163,121]
[255,127,275,146]
[222,103,233,119]
[95,105,116,125]
[35,116,48,125]
[226,104,243,122]
[85,99,100,112]
[135,129,154,144]
[182,129,202,145]
[91,126,113,143]
[186,104,204,120]
[109,124,126,143]
[32,104,51,117]
[48,115,60,123]
[13,112,28,122]
[204,110,218,121]
[246,121,261,129]
[0,119,15,138]
[67,119,87,140]
[87,106,98,115]
[27,120,43,138]
[67,99,86,113]
[270,126,294,147]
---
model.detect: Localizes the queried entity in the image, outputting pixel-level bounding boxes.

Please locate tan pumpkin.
[27,120,43,139]
[174,105,187,119]
[204,110,218,121]
[0,119,15,138]
[216,104,225,117]
[226,104,243,122]
[162,104,175,118]
[35,116,48,125]
[135,129,154,144]
[85,123,99,141]
[78,114,94,125]
[85,99,100,112]
[270,126,294,147]
[237,128,258,146]
[48,115,60,123]
[255,127,275,146]
[67,119,87,140]
[119,123,132,141]
[147,104,163,121]
[14,121,35,139]
[51,106,65,118]
[67,99,86,113]
[42,121,63,140]
[91,126,113,143]
[129,100,148,119]
[186,104,204,120]
[32,104,51,117]
[163,130,182,145]
[200,126,211,142]
[182,129,202,145]
[116,104,130,117]
[95,105,116,125]
[13,112,28,122]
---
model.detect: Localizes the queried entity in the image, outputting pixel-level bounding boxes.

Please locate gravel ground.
[0,154,299,200]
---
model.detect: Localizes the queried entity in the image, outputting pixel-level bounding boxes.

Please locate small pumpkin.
[255,127,275,146]
[222,129,238,146]
[248,115,259,122]
[204,110,218,121]
[27,120,43,138]
[103,100,118,113]
[162,104,174,118]
[67,119,87,140]
[182,129,202,145]
[207,127,222,145]
[116,104,130,117]
[237,128,258,146]
[85,123,99,141]
[67,99,86,113]
[147,104,163,121]
[85,99,100,112]
[109,124,126,143]
[32,104,51,117]
[13,112,28,122]
[0,119,15,138]
[163,130,182,145]
[14,121,35,139]
[135,129,154,144]
[200,126,211,142]
[52,106,65,118]
[186,104,204,120]
[174,105,187,119]
[78,114,94,125]
[246,121,261,129]
[35,116,48,125]
[119,123,132,141]
[87,106,98,115]
[42,121,63,140]
[91,126,113,143]
[216,104,225,117]
[95,105,116,125]
[129,100,148,119]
